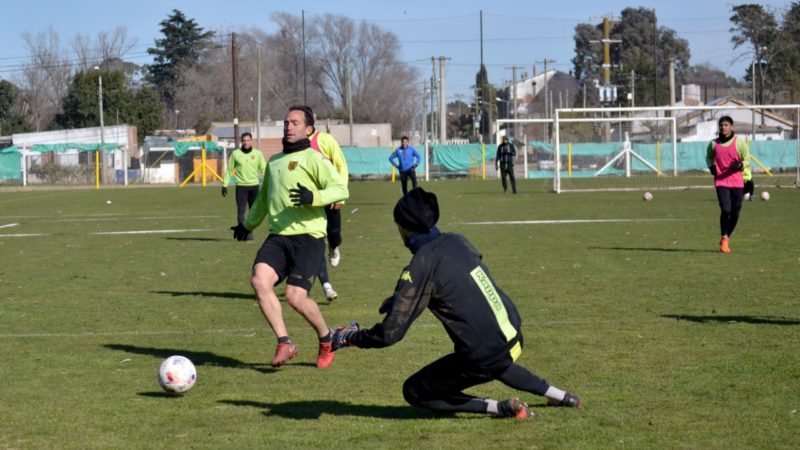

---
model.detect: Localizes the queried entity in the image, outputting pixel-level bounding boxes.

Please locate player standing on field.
[231,105,349,368]
[331,188,583,419]
[495,136,517,194]
[389,136,422,195]
[309,125,349,301]
[706,116,750,253]
[221,132,266,241]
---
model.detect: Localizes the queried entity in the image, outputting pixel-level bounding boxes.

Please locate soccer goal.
[551,105,800,193]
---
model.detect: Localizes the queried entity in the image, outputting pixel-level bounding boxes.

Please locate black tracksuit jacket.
[350,232,523,371]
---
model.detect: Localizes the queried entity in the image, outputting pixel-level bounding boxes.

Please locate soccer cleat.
[547,392,584,409]
[323,282,338,301]
[499,397,534,419]
[316,341,335,368]
[329,247,341,267]
[270,342,297,368]
[720,237,731,253]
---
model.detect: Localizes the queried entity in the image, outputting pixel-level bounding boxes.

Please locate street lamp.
[93,66,104,145]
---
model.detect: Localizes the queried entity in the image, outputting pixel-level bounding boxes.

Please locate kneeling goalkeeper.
[332,188,583,419]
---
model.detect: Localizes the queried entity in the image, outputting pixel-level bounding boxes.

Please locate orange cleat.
[316,341,335,368]
[271,342,297,367]
[720,237,731,253]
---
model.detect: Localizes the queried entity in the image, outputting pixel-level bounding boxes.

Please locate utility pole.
[431,57,437,142]
[438,56,447,143]
[505,65,524,140]
[257,48,262,147]
[653,14,658,106]
[302,10,307,104]
[752,60,756,139]
[347,58,353,146]
[536,59,556,118]
[479,10,485,142]
[668,57,675,106]
[630,69,635,107]
[422,81,428,145]
[232,32,240,149]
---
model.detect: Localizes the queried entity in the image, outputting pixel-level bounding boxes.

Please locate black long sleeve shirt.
[350,232,523,370]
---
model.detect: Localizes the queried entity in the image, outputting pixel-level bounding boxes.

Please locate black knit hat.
[393,187,439,233]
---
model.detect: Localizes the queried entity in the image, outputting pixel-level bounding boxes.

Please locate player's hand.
[709,166,717,176]
[378,296,394,314]
[731,160,743,172]
[221,186,228,197]
[332,321,360,351]
[330,202,343,210]
[289,183,313,206]
[230,223,249,241]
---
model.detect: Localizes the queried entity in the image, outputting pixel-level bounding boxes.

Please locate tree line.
[1,5,799,142]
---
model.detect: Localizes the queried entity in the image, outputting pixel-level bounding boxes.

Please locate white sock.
[485,399,499,414]
[544,386,566,402]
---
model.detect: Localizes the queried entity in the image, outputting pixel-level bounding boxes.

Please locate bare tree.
[15,27,72,131]
[71,27,139,71]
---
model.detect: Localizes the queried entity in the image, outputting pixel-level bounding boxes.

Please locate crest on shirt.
[400,270,413,283]
[288,161,298,170]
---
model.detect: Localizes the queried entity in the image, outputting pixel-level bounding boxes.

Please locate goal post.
[550,104,800,193]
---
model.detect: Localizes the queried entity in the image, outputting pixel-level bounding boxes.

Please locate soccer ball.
[744,193,751,201]
[158,355,196,394]
[761,191,770,201]
[643,192,653,201]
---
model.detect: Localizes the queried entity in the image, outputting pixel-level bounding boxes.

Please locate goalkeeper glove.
[289,183,313,206]
[332,321,360,351]
[731,160,743,172]
[221,186,228,197]
[709,166,717,176]
[230,223,249,241]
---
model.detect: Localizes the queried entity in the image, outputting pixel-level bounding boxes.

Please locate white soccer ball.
[106,200,112,205]
[643,192,653,201]
[744,193,751,201]
[760,191,770,201]
[158,355,197,394]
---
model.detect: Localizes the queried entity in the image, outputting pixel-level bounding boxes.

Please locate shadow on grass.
[219,399,456,420]
[662,314,800,326]
[103,344,278,374]
[589,246,716,253]
[164,237,227,242]
[153,290,253,300]
[137,391,186,398]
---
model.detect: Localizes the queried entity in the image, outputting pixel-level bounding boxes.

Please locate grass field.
[1,180,798,449]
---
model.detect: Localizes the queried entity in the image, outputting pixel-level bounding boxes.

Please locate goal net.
[551,105,800,193]
[501,105,800,193]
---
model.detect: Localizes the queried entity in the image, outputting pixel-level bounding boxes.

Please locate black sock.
[278,336,292,344]
[319,331,333,343]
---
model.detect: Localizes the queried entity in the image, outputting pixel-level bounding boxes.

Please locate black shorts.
[253,234,325,291]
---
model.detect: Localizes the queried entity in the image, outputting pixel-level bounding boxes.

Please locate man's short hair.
[288,105,316,129]
[719,116,734,125]
[241,132,252,139]
[401,136,409,141]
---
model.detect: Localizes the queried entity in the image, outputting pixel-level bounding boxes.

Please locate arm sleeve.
[413,148,422,165]
[320,134,349,182]
[258,151,267,176]
[350,260,433,348]
[243,165,270,230]
[738,139,751,173]
[511,144,517,157]
[223,151,236,187]
[495,145,501,161]
[389,150,399,168]
[308,153,349,207]
[706,141,715,168]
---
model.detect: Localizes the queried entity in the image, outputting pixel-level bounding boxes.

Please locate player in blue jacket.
[389,136,422,195]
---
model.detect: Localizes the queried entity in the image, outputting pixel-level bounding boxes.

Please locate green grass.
[1,180,798,449]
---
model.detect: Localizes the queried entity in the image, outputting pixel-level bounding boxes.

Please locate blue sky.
[0,0,791,101]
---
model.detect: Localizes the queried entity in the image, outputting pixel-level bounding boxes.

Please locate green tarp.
[173,141,224,157]
[30,143,119,153]
[0,145,20,180]
[432,143,491,171]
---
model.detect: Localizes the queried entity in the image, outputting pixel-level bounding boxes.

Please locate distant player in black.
[331,188,583,419]
[495,136,517,194]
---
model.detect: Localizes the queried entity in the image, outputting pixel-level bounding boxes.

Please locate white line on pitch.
[92,228,218,235]
[0,328,259,339]
[56,215,226,222]
[0,223,19,229]
[0,233,49,238]
[457,218,683,225]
